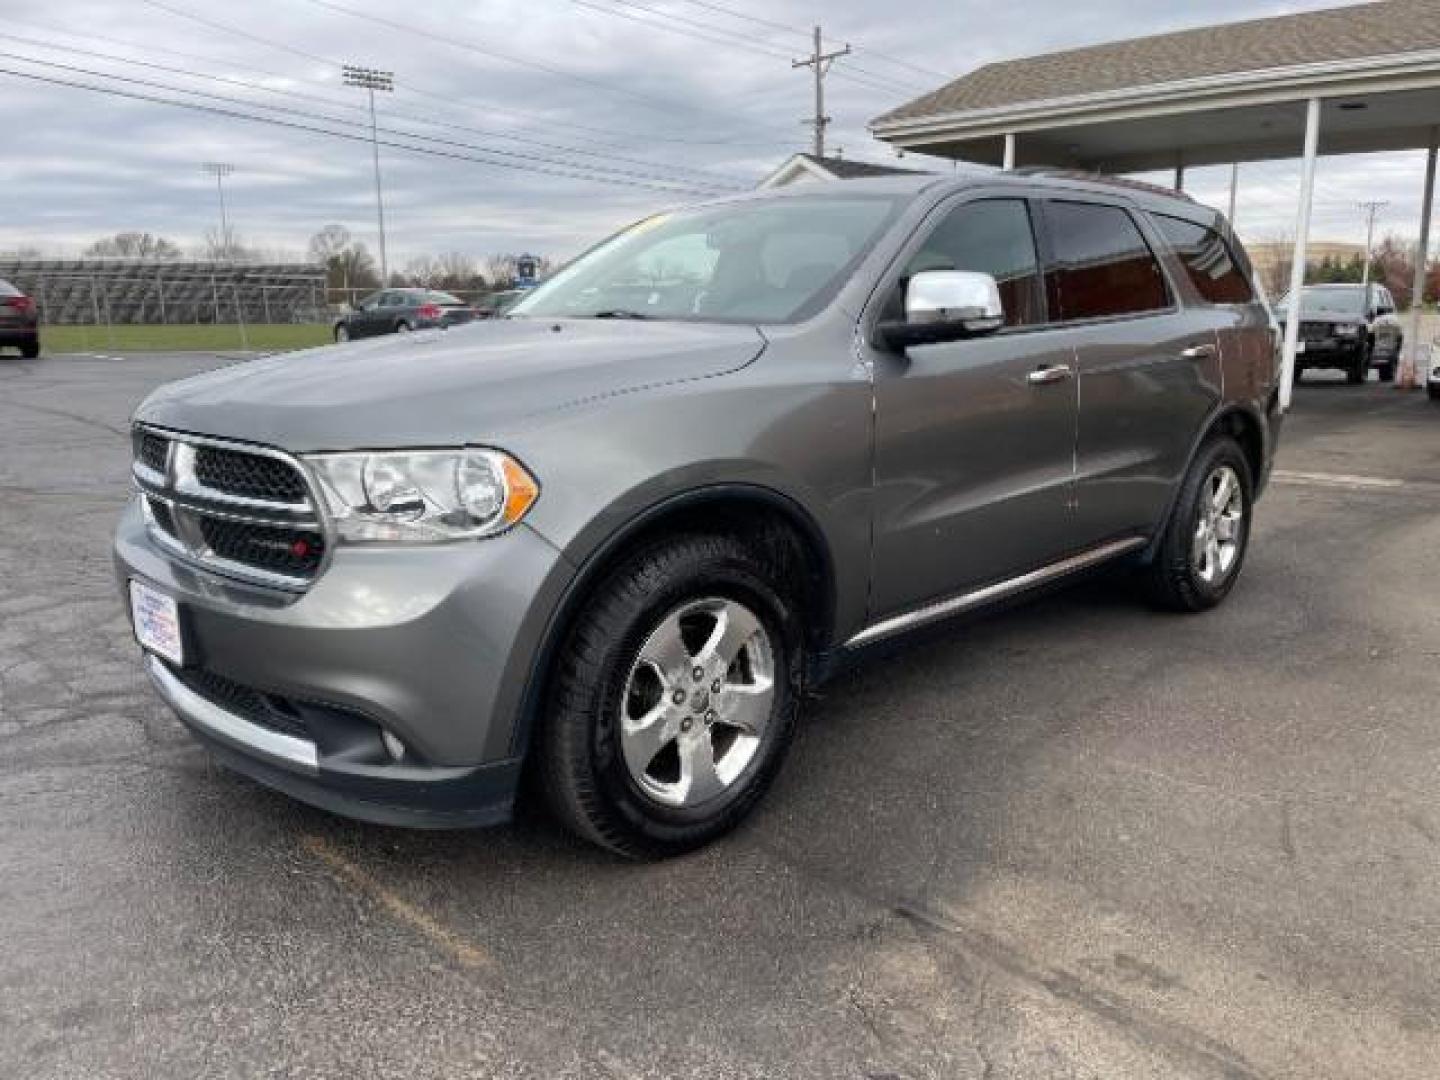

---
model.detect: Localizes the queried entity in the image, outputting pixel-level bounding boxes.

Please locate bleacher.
[0,258,327,325]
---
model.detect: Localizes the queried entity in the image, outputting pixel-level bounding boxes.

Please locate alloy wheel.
[1192,465,1244,585]
[619,597,775,808]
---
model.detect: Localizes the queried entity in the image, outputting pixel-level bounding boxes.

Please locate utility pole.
[344,65,394,284]
[792,26,849,159]
[201,162,235,262]
[1358,199,1388,287]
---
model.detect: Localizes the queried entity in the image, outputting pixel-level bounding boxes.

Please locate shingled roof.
[875,0,1440,125]
[795,154,920,179]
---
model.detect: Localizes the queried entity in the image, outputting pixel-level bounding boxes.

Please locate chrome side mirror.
[880,270,1005,349]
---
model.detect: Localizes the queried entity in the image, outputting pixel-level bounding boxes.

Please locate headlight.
[1334,323,1362,337]
[304,449,539,544]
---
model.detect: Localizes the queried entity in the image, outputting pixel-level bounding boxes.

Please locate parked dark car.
[475,289,524,319]
[118,172,1280,858]
[0,278,40,358]
[1275,283,1403,384]
[333,288,478,341]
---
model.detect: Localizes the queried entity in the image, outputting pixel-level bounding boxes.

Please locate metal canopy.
[904,87,1440,174]
[870,3,1440,404]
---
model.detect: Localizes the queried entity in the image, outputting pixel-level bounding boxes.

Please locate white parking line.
[1272,469,1408,490]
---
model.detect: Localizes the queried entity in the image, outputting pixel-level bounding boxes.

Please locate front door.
[869,197,1080,620]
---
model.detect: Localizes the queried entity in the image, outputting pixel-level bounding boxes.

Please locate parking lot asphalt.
[2,351,1438,1079]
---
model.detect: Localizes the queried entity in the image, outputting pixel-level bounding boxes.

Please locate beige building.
[1245,240,1366,297]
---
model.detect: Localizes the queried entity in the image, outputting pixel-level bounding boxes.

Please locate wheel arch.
[1142,403,1269,564]
[509,483,838,761]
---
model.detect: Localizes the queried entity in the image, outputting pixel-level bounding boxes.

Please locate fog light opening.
[381,730,407,762]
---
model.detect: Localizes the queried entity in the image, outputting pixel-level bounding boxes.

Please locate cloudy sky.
[2,0,1429,267]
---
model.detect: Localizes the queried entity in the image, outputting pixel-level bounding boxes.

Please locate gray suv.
[116,172,1280,857]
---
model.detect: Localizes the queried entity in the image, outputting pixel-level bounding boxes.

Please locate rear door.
[868,195,1081,618]
[1152,212,1272,403]
[1038,199,1222,546]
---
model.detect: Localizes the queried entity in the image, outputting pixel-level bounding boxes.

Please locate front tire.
[539,533,802,859]
[334,324,350,343]
[394,321,412,334]
[1143,436,1253,613]
[1347,342,1371,384]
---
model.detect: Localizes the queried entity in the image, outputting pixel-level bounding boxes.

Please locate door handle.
[1180,343,1217,361]
[1027,364,1074,385]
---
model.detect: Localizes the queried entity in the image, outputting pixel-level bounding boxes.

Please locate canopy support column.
[1279,97,1321,412]
[1002,132,1016,170]
[1402,126,1437,389]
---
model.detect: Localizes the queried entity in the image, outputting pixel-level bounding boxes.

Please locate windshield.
[510,195,904,324]
[1280,286,1369,315]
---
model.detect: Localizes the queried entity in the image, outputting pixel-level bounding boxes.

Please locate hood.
[1275,300,1364,323]
[136,318,766,451]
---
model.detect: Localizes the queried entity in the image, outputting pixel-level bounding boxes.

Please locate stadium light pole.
[201,162,235,262]
[343,65,393,284]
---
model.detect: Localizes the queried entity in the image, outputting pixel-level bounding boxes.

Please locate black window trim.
[1033,197,1180,329]
[863,189,1057,344]
[1148,210,1256,309]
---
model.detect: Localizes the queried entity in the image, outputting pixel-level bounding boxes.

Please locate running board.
[845,536,1147,649]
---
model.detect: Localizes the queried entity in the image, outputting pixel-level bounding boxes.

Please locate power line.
[5,31,752,185]
[134,0,799,149]
[298,0,769,118]
[0,62,740,196]
[576,0,929,95]
[668,0,954,81]
[1,50,742,192]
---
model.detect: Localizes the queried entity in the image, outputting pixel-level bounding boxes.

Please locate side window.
[1151,214,1255,304]
[902,198,1044,327]
[1043,201,1170,321]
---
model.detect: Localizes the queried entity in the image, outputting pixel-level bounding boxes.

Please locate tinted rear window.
[1043,201,1170,321]
[426,291,464,305]
[1151,214,1254,304]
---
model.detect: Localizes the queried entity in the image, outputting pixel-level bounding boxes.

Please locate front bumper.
[1293,337,1363,366]
[115,496,572,826]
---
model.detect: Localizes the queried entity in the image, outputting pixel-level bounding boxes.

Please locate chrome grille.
[1300,321,1332,341]
[132,426,326,590]
[138,431,170,474]
[195,444,307,504]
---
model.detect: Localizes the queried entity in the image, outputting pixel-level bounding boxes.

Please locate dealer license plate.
[130,579,184,665]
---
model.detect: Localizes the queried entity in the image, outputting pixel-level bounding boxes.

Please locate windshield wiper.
[590,308,651,320]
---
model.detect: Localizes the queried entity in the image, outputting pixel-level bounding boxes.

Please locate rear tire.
[538,532,802,859]
[1347,343,1370,384]
[334,324,350,343]
[20,339,39,359]
[1142,436,1253,613]
[1429,384,1440,401]
[395,321,412,334]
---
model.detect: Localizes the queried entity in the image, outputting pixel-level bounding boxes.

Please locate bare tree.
[200,226,256,263]
[85,232,184,259]
[403,255,440,288]
[434,251,485,292]
[308,223,352,265]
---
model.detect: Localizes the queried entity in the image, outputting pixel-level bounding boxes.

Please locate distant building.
[1246,241,1367,295]
[758,152,923,189]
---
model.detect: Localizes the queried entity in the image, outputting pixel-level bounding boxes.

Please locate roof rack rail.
[1008,166,1196,203]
